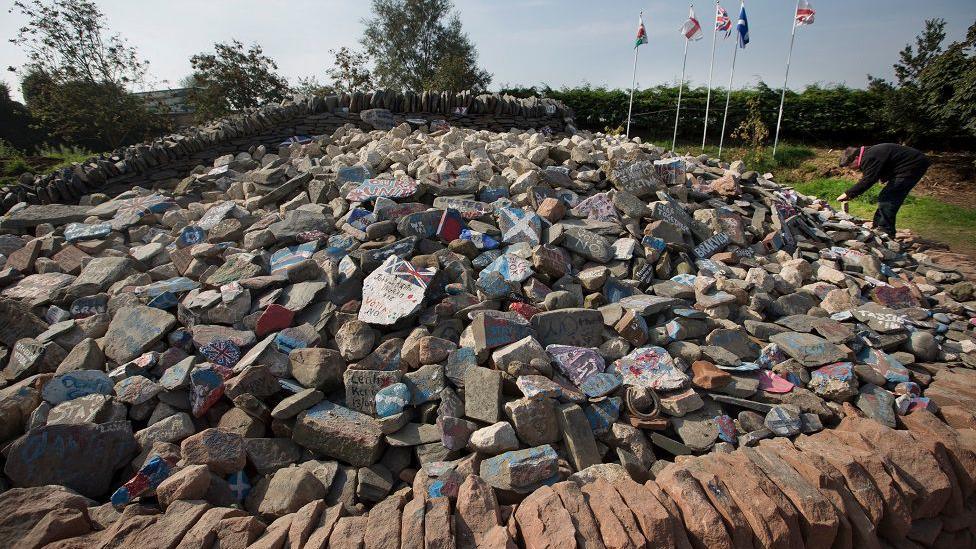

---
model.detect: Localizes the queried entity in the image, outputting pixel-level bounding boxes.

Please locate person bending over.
[836,143,930,238]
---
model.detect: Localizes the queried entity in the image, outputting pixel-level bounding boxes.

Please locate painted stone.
[546,345,606,387]
[498,207,542,245]
[583,397,622,435]
[64,222,111,243]
[424,168,479,195]
[346,177,418,202]
[436,209,464,241]
[611,346,689,391]
[479,445,559,491]
[758,370,795,394]
[343,369,403,415]
[227,470,251,502]
[375,382,411,418]
[255,304,294,337]
[579,372,622,398]
[359,255,435,325]
[199,339,241,367]
[42,370,114,405]
[270,241,318,273]
[190,366,225,417]
[110,455,176,506]
[482,253,534,283]
[856,347,910,383]
[572,192,617,222]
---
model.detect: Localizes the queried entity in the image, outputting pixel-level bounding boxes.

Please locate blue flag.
[737,2,750,48]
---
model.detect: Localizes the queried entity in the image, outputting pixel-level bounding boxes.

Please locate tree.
[186,40,291,121]
[0,82,43,150]
[8,0,166,149]
[293,76,335,97]
[361,0,491,92]
[868,18,976,146]
[326,47,374,93]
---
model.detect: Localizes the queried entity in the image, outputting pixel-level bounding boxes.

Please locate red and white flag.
[680,7,704,40]
[795,0,815,25]
[635,13,648,48]
[715,4,732,37]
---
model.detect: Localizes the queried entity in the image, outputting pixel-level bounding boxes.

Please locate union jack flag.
[795,0,815,26]
[384,256,436,288]
[716,4,732,37]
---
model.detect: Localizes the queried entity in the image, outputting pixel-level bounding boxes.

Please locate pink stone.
[758,370,795,394]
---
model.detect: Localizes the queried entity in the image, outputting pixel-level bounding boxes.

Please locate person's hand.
[836,193,849,202]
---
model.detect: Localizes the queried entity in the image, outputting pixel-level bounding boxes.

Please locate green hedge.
[500,83,895,145]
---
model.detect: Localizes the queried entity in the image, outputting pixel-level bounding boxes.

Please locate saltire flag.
[680,7,704,41]
[795,0,815,25]
[716,4,732,37]
[635,14,648,48]
[737,2,750,48]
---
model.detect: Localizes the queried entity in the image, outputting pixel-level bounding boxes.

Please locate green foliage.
[0,82,44,150]
[22,69,168,150]
[503,83,889,145]
[326,47,374,94]
[732,95,770,166]
[868,19,976,145]
[8,0,167,150]
[361,0,491,92]
[186,40,291,121]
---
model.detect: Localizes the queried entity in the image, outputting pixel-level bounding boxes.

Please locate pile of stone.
[0,117,975,548]
[0,91,572,213]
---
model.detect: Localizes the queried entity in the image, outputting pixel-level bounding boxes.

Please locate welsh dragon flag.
[635,14,648,48]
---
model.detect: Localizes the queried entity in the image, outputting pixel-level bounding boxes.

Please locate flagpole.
[626,35,640,139]
[772,0,800,157]
[718,36,739,159]
[702,1,720,152]
[672,36,690,152]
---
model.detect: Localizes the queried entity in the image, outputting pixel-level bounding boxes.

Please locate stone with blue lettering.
[42,369,114,405]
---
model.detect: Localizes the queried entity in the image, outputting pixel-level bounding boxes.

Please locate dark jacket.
[846,143,929,199]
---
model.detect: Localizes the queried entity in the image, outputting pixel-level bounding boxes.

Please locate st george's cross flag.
[635,14,648,48]
[795,0,816,25]
[680,7,704,41]
[716,4,732,37]
[737,2,750,48]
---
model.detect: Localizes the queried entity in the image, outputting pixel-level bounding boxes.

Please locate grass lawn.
[0,143,93,189]
[792,177,976,256]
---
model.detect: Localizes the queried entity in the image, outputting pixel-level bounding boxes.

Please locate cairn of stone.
[0,110,975,548]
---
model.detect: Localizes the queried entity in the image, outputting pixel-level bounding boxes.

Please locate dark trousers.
[872,166,928,237]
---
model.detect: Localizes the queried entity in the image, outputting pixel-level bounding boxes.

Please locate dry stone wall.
[0,91,573,213]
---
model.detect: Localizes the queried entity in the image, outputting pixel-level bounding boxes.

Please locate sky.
[1,0,975,102]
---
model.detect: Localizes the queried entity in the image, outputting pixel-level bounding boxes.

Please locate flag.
[635,14,648,48]
[716,4,732,37]
[680,7,704,41]
[737,2,750,48]
[795,0,815,25]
